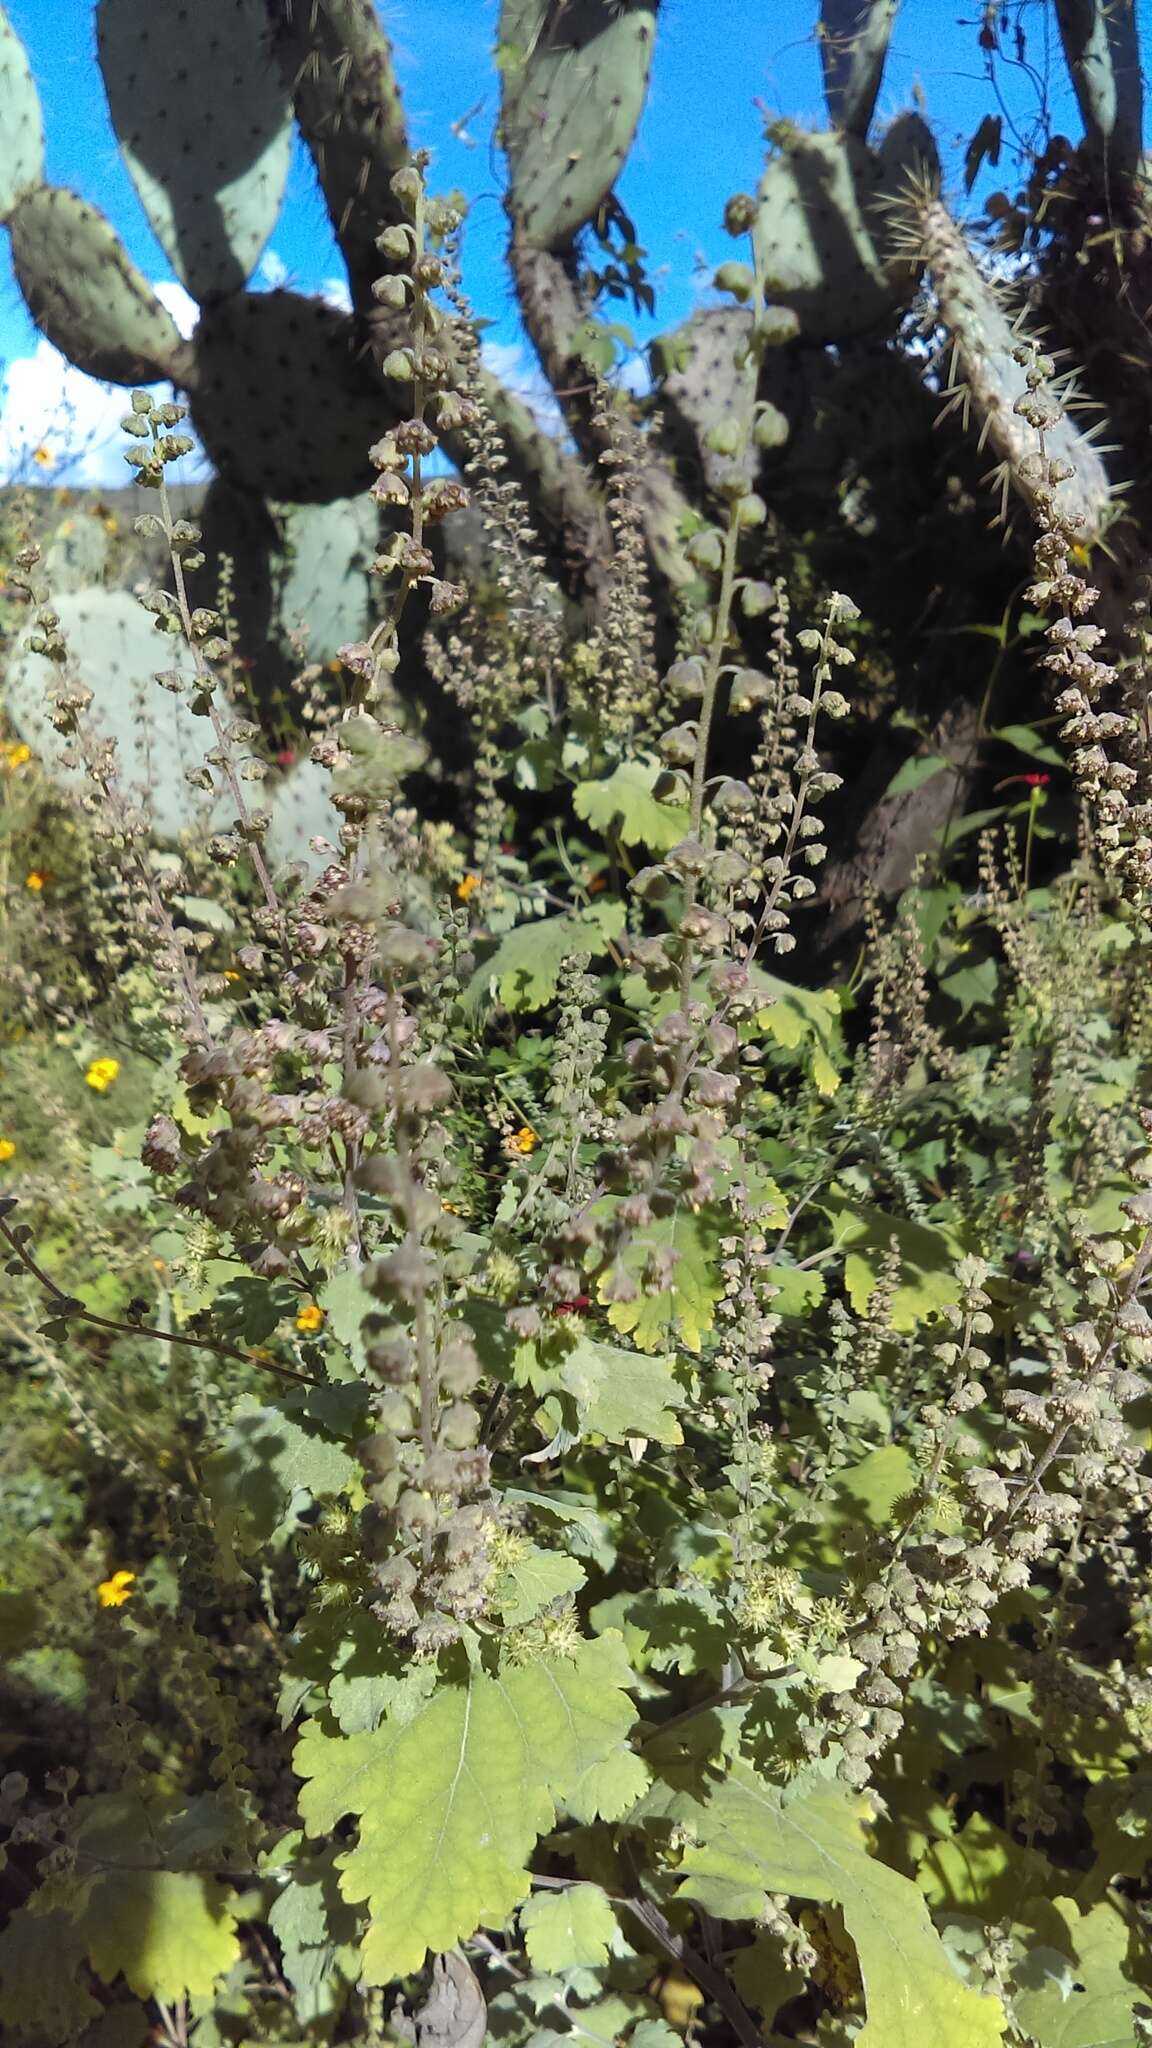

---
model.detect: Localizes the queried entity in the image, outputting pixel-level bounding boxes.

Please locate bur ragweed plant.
[2,151,1152,2048]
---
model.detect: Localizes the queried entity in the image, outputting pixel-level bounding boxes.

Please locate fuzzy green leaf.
[542,1334,686,1444]
[267,1849,361,2026]
[597,1204,722,1354]
[466,902,626,1013]
[573,761,690,852]
[80,1871,240,2002]
[519,1884,616,1971]
[0,1908,99,2041]
[834,1204,966,1331]
[294,1634,643,1983]
[490,1543,588,1625]
[205,1390,363,1551]
[1014,1898,1139,2048]
[678,1767,1006,2047]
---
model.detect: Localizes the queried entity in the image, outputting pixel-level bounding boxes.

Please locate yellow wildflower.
[24,869,46,892]
[85,1057,121,1092]
[97,1569,136,1609]
[2,741,31,769]
[508,1124,538,1156]
[0,1139,15,1163]
[102,514,118,534]
[456,872,482,903]
[296,1302,325,1335]
[31,444,53,470]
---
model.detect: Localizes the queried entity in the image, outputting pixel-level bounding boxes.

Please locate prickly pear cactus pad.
[97,0,293,302]
[191,291,389,503]
[4,588,229,839]
[42,510,112,594]
[753,118,934,345]
[9,186,192,386]
[0,3,43,223]
[500,0,657,248]
[267,495,382,671]
[264,756,345,877]
[654,308,762,494]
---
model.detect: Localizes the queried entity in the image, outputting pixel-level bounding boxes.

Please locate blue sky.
[0,0,1141,483]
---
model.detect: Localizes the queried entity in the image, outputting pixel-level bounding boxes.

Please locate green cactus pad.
[43,510,112,593]
[500,0,657,248]
[1055,0,1143,176]
[4,588,232,838]
[753,116,935,344]
[264,757,344,877]
[9,186,192,385]
[819,0,899,140]
[97,0,293,301]
[652,308,761,495]
[197,481,384,711]
[0,4,43,224]
[917,194,1112,540]
[263,0,411,313]
[190,291,388,502]
[268,495,382,668]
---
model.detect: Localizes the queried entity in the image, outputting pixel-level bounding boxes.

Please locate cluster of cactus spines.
[818,0,900,140]
[907,190,1114,541]
[499,0,658,250]
[97,0,293,302]
[0,1,41,221]
[1054,0,1143,179]
[6,587,227,839]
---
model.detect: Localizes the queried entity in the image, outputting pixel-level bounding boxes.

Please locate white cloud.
[0,279,208,490]
[256,247,288,290]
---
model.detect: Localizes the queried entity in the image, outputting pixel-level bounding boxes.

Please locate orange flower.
[508,1125,538,1156]
[31,445,54,470]
[456,872,482,903]
[296,1302,325,1335]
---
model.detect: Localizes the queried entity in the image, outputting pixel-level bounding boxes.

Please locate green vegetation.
[3,4,1152,2044]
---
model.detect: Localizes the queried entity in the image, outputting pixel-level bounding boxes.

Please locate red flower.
[555,1295,591,1316]
[1022,773,1050,788]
